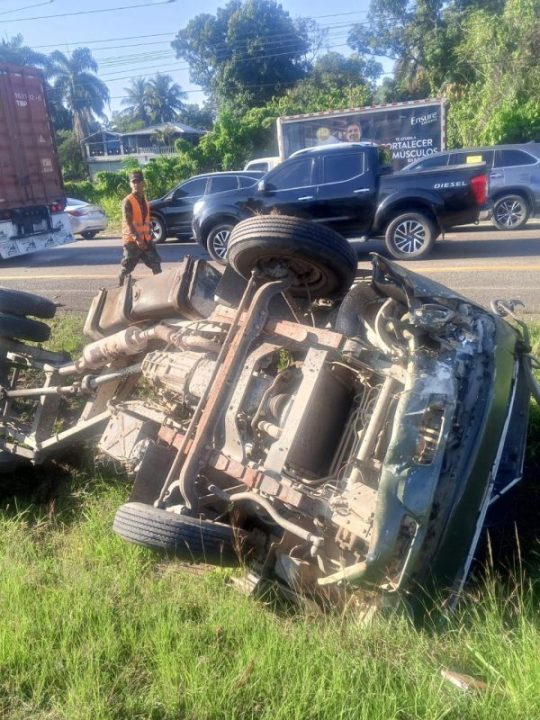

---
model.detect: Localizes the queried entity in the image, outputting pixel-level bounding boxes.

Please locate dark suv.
[402,143,540,230]
[149,171,263,243]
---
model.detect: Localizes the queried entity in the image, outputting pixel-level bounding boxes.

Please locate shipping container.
[0,63,73,259]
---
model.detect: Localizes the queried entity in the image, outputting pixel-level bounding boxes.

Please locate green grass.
[0,317,539,719]
[1,471,540,720]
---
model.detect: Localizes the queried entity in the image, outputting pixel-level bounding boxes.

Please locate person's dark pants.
[118,242,162,285]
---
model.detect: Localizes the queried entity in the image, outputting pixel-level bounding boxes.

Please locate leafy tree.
[56,130,88,181]
[47,48,110,143]
[146,73,187,123]
[0,34,49,67]
[153,124,178,147]
[121,78,151,125]
[109,111,146,134]
[446,0,540,145]
[171,0,310,109]
[348,0,452,100]
[269,53,380,114]
[179,102,216,129]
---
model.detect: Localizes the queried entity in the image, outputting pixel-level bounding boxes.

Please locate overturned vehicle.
[0,216,535,612]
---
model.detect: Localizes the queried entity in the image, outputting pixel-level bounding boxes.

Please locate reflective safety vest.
[122,193,151,245]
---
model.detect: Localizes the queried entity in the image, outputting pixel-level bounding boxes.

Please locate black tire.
[0,313,51,342]
[0,287,56,319]
[384,212,437,260]
[150,215,166,244]
[0,451,24,475]
[227,215,357,299]
[207,222,234,263]
[81,230,98,240]
[492,194,529,230]
[113,502,244,565]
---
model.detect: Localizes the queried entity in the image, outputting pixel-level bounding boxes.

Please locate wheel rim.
[150,219,163,242]
[211,228,231,259]
[494,199,526,228]
[392,220,426,254]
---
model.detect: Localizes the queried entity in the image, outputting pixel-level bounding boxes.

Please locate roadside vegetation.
[0,314,539,719]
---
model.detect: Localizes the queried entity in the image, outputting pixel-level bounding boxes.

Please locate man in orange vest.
[118,170,162,286]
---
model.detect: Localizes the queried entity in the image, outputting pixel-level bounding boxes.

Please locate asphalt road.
[1,221,540,319]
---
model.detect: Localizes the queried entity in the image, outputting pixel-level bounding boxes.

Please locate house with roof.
[82,122,206,179]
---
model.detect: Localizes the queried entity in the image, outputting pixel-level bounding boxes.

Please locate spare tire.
[113,502,245,565]
[227,215,357,299]
[0,288,56,319]
[0,313,51,342]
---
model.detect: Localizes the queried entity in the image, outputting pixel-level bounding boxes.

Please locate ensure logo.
[411,112,438,126]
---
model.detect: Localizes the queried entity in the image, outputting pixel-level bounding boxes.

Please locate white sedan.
[65,198,108,239]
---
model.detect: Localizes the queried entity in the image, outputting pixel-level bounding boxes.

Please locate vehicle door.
[249,155,319,217]
[314,148,376,235]
[162,177,208,234]
[492,148,539,199]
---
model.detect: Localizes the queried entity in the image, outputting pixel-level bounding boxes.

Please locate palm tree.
[47,47,110,143]
[153,124,177,147]
[0,34,49,68]
[146,73,186,124]
[121,77,151,125]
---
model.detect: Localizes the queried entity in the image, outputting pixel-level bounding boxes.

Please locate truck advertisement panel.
[277,99,446,170]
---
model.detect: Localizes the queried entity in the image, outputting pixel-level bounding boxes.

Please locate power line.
[0,0,53,16]
[97,40,392,82]
[91,22,361,62]
[30,10,370,48]
[0,0,176,24]
[34,32,174,48]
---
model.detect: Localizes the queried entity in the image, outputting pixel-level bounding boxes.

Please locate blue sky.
[2,0,389,116]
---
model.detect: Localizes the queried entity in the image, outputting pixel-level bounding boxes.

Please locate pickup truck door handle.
[353,188,370,193]
[490,172,503,178]
[298,195,314,201]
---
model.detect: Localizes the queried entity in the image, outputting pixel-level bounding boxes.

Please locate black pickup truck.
[192,142,488,262]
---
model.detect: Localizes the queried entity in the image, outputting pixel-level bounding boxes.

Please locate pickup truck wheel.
[384,212,437,260]
[0,313,51,342]
[150,216,166,244]
[0,288,56,319]
[227,215,357,299]
[492,194,529,230]
[113,502,244,565]
[207,222,234,263]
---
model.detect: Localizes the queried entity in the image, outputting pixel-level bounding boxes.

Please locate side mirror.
[172,189,184,200]
[257,179,267,193]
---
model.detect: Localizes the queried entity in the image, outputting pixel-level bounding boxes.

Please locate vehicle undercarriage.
[0,217,535,613]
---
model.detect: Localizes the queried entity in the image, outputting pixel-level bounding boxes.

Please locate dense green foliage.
[351,0,539,146]
[56,130,89,182]
[171,0,311,110]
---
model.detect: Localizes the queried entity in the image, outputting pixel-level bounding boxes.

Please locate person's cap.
[129,171,144,181]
